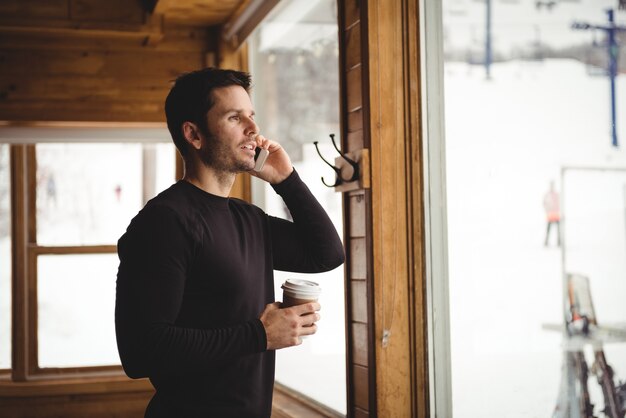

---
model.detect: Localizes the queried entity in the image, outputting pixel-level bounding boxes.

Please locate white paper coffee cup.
[280,278,321,308]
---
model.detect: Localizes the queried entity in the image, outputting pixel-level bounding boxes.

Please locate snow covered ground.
[444,59,626,417]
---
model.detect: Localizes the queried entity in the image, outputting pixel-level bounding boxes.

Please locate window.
[0,144,10,371]
[1,128,175,377]
[249,0,346,414]
[424,1,626,417]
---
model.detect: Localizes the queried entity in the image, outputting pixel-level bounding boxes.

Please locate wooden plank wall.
[339,0,428,416]
[338,1,377,417]
[0,0,212,123]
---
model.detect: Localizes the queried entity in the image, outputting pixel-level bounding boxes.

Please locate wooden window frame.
[419,1,453,416]
[9,143,133,380]
[5,127,176,384]
[1,142,157,401]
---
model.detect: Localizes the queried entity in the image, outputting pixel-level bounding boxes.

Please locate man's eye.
[229,115,240,121]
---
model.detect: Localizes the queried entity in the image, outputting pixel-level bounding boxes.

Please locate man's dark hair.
[165,68,252,157]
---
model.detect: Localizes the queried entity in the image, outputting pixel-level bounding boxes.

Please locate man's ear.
[182,122,203,150]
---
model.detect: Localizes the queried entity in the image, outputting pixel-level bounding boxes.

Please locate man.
[543,180,560,247]
[115,68,345,417]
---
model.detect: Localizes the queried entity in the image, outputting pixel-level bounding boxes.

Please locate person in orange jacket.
[543,181,561,247]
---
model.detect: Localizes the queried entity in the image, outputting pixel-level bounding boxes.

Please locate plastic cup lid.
[281,278,321,295]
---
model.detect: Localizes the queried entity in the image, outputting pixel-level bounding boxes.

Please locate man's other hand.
[259,302,321,350]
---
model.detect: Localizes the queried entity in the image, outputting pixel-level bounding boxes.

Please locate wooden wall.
[0,0,213,123]
[339,1,376,417]
[339,0,428,416]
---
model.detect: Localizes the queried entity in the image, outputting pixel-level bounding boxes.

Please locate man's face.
[198,85,259,173]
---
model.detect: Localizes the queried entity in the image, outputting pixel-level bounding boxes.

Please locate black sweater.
[115,170,344,418]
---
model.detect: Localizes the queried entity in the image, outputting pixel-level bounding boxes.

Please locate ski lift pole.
[485,0,492,80]
[572,9,626,148]
[607,9,618,148]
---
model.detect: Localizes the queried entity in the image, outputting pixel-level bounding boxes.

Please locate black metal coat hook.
[313,134,360,188]
[329,134,359,182]
[314,139,342,187]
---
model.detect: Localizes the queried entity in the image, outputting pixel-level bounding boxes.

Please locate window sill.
[272,382,344,418]
[0,374,343,418]
[0,374,153,398]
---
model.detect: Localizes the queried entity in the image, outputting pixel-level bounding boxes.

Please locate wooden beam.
[69,0,144,24]
[153,0,243,26]
[0,50,201,78]
[0,23,164,48]
[0,0,69,20]
[223,0,253,30]
[0,100,166,123]
[153,0,174,15]
[10,145,29,381]
[367,0,413,412]
[221,0,279,51]
[0,0,145,24]
[0,76,170,102]
[403,0,429,415]
[30,245,117,255]
[26,146,38,377]
[0,374,153,397]
[0,23,210,52]
[217,37,248,73]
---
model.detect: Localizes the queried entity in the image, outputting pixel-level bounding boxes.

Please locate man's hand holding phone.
[250,134,294,184]
[253,147,269,172]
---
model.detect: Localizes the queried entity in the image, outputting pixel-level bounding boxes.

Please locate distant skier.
[543,181,560,247]
[46,174,57,207]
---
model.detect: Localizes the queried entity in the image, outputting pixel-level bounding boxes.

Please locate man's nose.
[244,117,259,137]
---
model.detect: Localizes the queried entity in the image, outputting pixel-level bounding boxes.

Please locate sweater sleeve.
[269,170,345,273]
[115,205,267,379]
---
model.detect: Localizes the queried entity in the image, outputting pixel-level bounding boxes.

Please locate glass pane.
[36,143,175,246]
[38,254,120,368]
[0,144,11,369]
[250,0,346,413]
[441,1,626,417]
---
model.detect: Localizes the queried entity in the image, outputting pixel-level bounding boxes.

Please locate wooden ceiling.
[0,0,252,48]
[150,0,247,27]
[0,0,273,123]
[0,0,248,28]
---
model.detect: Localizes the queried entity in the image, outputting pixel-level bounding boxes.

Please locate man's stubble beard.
[198,128,253,175]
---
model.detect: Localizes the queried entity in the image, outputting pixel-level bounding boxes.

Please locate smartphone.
[254,147,269,172]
